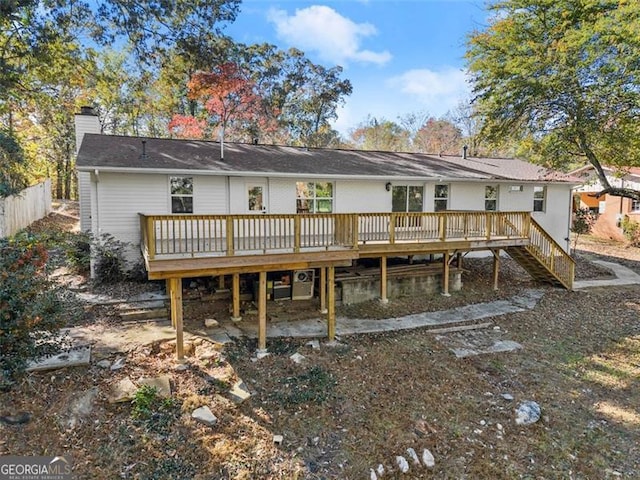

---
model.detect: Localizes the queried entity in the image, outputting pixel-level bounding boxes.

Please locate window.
[296,181,333,213]
[632,199,640,212]
[533,186,546,212]
[170,177,193,213]
[392,185,424,212]
[248,185,264,212]
[509,185,523,192]
[484,185,498,211]
[434,184,449,212]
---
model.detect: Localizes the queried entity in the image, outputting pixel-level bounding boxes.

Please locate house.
[74,108,577,358]
[571,165,640,241]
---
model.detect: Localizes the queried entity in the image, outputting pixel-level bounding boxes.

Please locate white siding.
[268,178,295,214]
[96,173,167,262]
[78,171,92,232]
[449,183,485,211]
[500,184,533,212]
[532,184,571,251]
[193,176,227,213]
[335,180,395,212]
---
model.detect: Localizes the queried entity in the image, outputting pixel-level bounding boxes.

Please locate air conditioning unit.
[292,269,315,300]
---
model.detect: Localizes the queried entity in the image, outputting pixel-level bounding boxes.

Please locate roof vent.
[140,140,148,160]
[462,145,468,159]
[253,138,258,145]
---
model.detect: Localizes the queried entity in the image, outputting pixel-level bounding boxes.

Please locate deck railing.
[139,211,531,261]
[525,218,575,288]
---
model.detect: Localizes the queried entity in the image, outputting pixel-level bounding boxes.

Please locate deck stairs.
[504,218,574,289]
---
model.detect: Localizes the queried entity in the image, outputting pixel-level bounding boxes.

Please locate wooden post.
[231,273,242,322]
[457,252,463,269]
[319,267,328,314]
[167,279,175,328]
[218,275,225,290]
[442,252,451,296]
[327,266,336,341]
[492,249,500,291]
[169,278,184,360]
[258,271,267,352]
[379,256,388,304]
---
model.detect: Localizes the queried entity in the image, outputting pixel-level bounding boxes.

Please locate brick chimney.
[74,106,101,153]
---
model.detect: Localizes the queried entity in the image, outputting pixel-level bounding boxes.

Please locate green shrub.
[131,385,179,434]
[93,233,129,284]
[0,234,70,390]
[65,231,92,274]
[621,217,640,247]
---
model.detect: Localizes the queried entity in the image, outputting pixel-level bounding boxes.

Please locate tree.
[413,117,463,156]
[349,116,410,151]
[466,0,640,201]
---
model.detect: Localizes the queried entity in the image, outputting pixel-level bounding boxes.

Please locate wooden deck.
[139,211,536,276]
[138,210,574,359]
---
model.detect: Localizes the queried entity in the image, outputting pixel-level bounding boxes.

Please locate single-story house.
[75,108,578,357]
[571,165,640,241]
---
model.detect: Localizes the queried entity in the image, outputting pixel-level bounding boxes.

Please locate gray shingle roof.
[76,134,574,183]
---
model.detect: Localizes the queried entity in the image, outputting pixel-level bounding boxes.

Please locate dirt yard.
[1,207,639,479]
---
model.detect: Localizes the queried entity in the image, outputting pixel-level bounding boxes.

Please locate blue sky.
[227,0,488,135]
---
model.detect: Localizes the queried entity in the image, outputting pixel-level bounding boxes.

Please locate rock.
[515,400,541,425]
[0,412,31,425]
[370,469,377,480]
[290,353,306,364]
[376,464,385,476]
[396,456,409,473]
[138,376,172,397]
[26,346,91,372]
[191,406,217,426]
[96,359,111,369]
[422,449,435,468]
[109,377,138,403]
[501,393,514,401]
[184,342,196,357]
[273,434,283,445]
[204,318,219,328]
[174,363,189,371]
[62,387,99,429]
[255,349,270,360]
[229,380,251,404]
[305,339,320,350]
[406,448,420,465]
[110,357,126,371]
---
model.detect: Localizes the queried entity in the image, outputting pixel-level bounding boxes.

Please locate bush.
[65,231,92,274]
[93,233,129,284]
[621,217,640,247]
[0,234,70,390]
[571,208,596,252]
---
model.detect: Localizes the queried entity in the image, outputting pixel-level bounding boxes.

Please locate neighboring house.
[571,165,640,241]
[74,108,578,357]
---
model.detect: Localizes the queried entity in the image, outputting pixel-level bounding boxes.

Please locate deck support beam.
[327,266,336,341]
[442,251,451,297]
[168,277,184,360]
[257,271,268,353]
[379,256,388,304]
[218,275,225,290]
[231,273,241,322]
[319,267,327,314]
[492,249,501,290]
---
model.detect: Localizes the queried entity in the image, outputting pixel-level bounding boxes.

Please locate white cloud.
[388,67,470,114]
[267,5,392,66]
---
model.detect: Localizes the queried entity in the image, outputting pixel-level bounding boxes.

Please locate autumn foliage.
[0,235,68,389]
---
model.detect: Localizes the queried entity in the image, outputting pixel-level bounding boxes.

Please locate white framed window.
[533,186,546,212]
[170,177,193,213]
[392,185,424,213]
[509,185,523,192]
[296,181,333,213]
[485,185,498,211]
[632,199,640,212]
[434,184,449,212]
